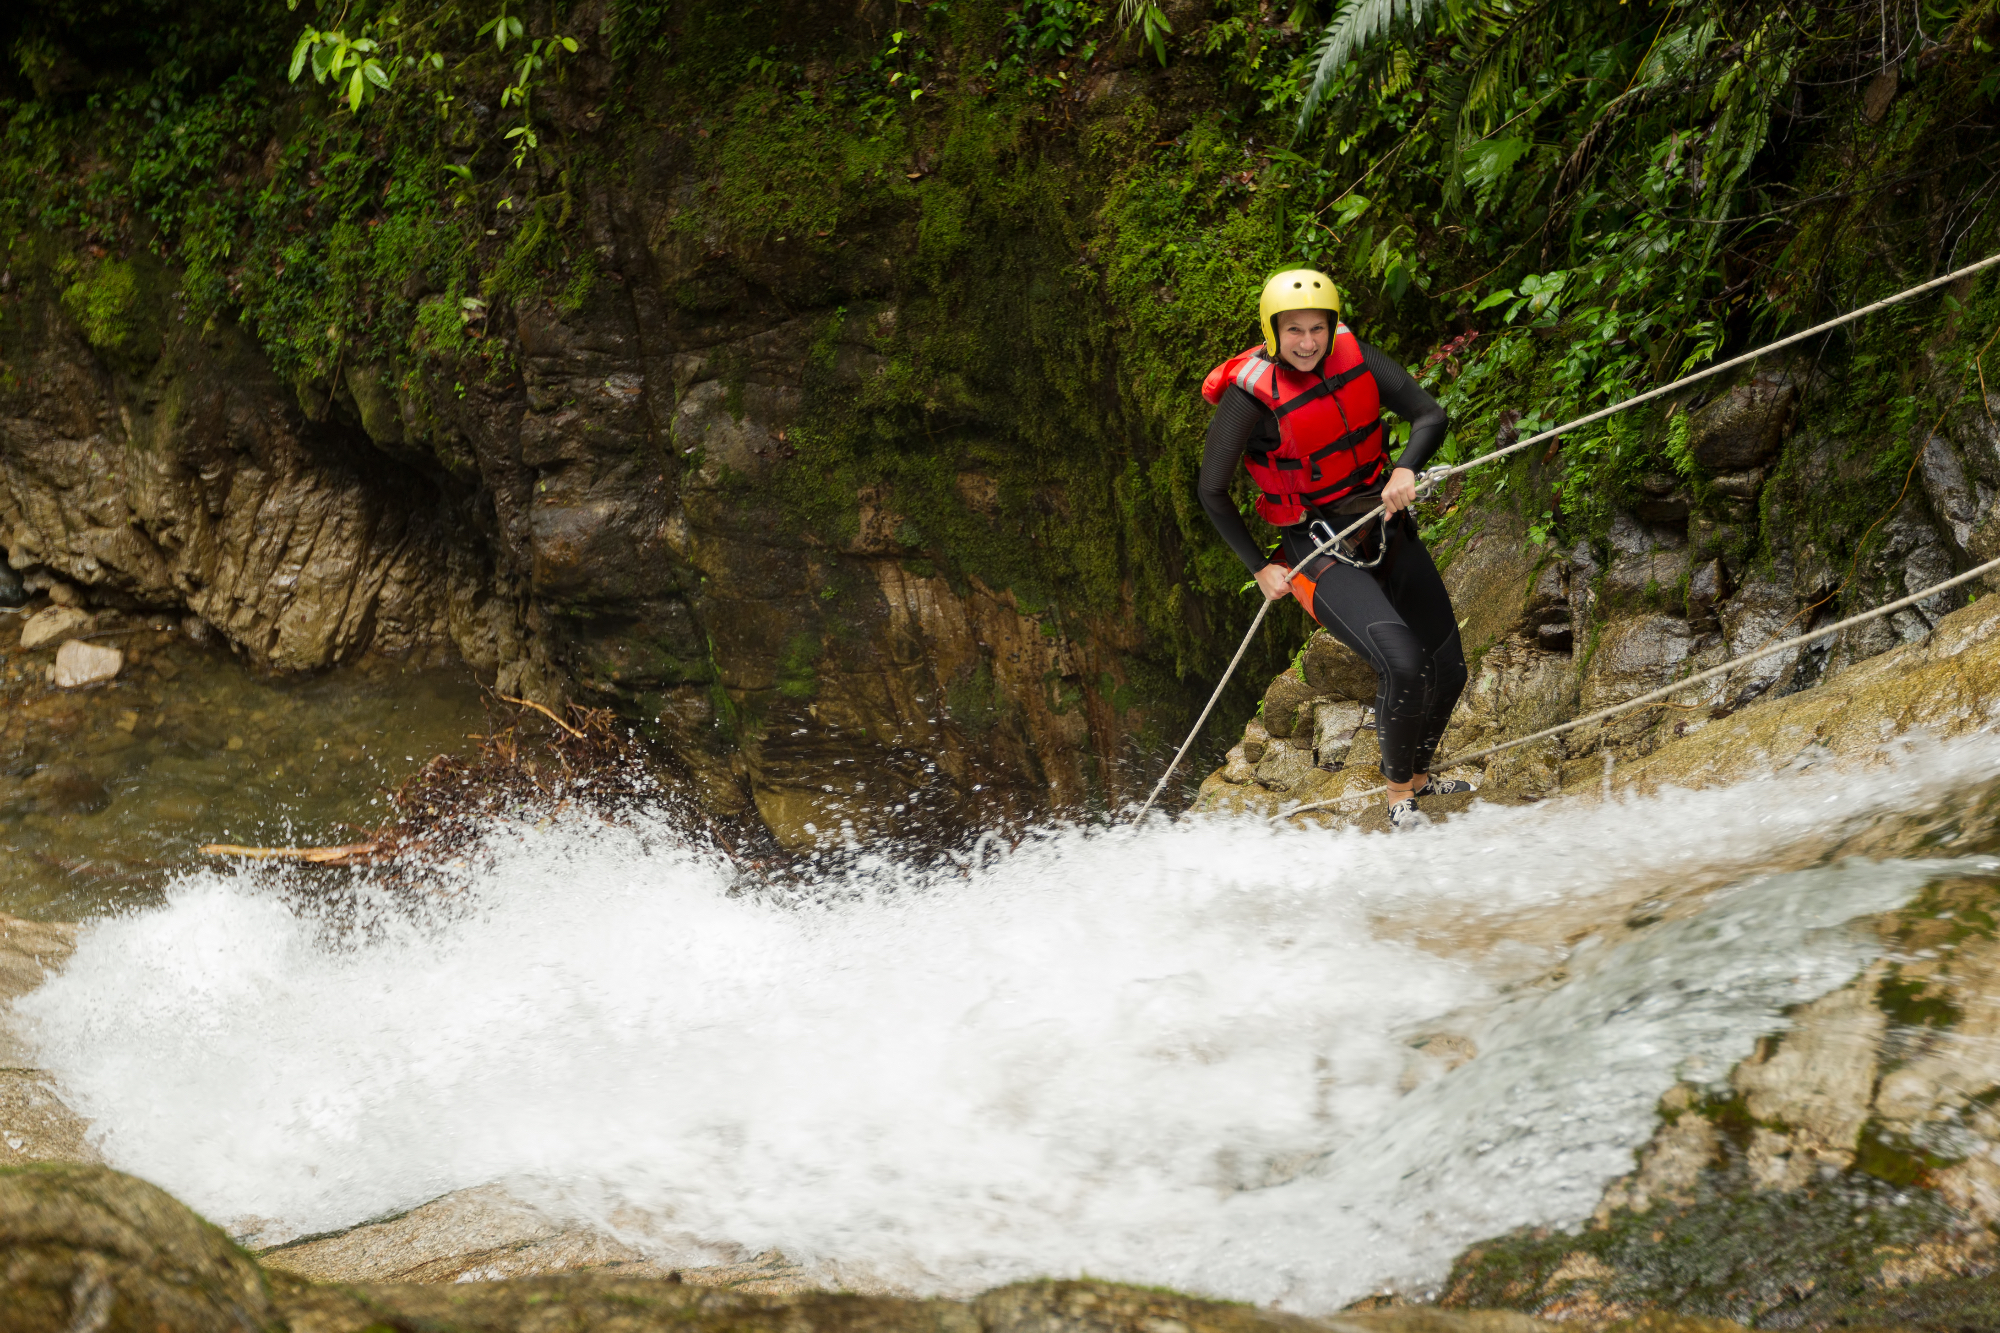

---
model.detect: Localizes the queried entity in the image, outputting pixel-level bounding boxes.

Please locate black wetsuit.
[1199,342,1468,784]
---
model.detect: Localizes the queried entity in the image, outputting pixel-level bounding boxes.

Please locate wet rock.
[1524,563,1571,649]
[1687,373,1797,471]
[52,640,121,689]
[0,562,23,606]
[1220,744,1257,784]
[18,605,86,649]
[1717,567,1803,704]
[1261,673,1318,738]
[1439,508,1538,656]
[1566,540,1600,631]
[0,1164,281,1333]
[1301,629,1377,702]
[1685,559,1731,627]
[1708,469,1765,499]
[1731,965,1887,1187]
[1602,516,1689,610]
[1240,719,1270,764]
[1634,473,1690,524]
[1917,429,2000,566]
[45,580,81,609]
[1595,1085,1720,1217]
[1254,739,1319,791]
[1313,699,1367,768]
[259,1182,676,1284]
[0,1166,1573,1332]
[1576,587,2000,799]
[1581,613,1697,713]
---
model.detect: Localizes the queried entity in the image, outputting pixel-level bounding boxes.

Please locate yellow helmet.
[1259,268,1341,355]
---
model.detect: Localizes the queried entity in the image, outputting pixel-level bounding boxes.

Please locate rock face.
[0,190,1169,856]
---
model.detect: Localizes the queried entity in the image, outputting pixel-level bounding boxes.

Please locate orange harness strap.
[1274,558,1320,625]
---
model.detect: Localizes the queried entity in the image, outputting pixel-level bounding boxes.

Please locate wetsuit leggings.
[1278,518,1468,784]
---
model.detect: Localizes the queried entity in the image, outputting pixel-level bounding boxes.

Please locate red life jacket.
[1200,326,1385,527]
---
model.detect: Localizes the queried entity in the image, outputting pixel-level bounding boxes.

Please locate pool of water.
[0,603,487,920]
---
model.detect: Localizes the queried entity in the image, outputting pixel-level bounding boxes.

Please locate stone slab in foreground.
[0,1162,1696,1333]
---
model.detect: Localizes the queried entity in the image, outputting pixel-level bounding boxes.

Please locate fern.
[1295,0,1445,137]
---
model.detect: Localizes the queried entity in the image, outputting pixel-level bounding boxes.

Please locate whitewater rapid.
[18,735,2000,1309]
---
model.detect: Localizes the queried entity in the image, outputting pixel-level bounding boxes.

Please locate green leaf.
[1472,288,1515,313]
[348,68,365,110]
[289,33,313,82]
[560,36,578,52]
[363,59,391,90]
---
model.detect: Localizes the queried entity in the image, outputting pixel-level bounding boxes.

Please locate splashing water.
[18,734,2000,1309]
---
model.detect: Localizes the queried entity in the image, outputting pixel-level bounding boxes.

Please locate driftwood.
[198,842,382,866]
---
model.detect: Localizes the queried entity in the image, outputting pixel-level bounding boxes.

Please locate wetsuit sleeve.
[1199,385,1274,574]
[1361,342,1448,473]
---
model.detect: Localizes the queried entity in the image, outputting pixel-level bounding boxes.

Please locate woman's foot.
[1388,797,1430,832]
[1412,775,1477,799]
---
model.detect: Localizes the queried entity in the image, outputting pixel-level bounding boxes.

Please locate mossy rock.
[0,1163,282,1332]
[1261,672,1320,737]
[1300,630,1378,703]
[59,257,163,374]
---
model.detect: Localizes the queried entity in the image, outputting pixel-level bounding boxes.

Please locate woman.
[1198,268,1471,831]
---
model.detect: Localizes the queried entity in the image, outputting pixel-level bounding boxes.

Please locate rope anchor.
[1130,249,2000,824]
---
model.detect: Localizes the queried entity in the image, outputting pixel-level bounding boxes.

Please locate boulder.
[18,606,86,650]
[52,640,122,688]
[0,1164,281,1333]
[1301,630,1378,702]
[1687,373,1797,471]
[1260,672,1318,738]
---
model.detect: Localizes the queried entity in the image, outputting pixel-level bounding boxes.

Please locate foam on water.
[19,734,2000,1309]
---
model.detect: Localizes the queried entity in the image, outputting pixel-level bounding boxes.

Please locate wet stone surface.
[0,599,486,920]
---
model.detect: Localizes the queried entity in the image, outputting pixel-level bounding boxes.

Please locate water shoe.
[1388,797,1430,832]
[1413,776,1476,799]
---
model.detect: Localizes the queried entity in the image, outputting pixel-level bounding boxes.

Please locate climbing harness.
[1278,543,2000,820]
[1131,248,2000,823]
[1307,513,1390,570]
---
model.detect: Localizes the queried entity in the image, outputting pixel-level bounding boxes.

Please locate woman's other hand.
[1380,466,1419,516]
[1254,563,1294,602]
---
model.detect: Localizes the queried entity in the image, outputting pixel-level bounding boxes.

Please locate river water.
[0,608,486,919]
[15,722,2000,1309]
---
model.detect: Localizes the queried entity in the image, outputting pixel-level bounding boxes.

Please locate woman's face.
[1275,309,1332,371]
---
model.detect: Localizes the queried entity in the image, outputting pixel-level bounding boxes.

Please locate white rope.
[1280,547,2000,819]
[1129,249,2000,823]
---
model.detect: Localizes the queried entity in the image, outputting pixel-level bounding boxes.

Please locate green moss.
[945,659,1003,736]
[1877,967,1964,1031]
[1444,1176,1955,1327]
[60,257,158,370]
[777,632,821,700]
